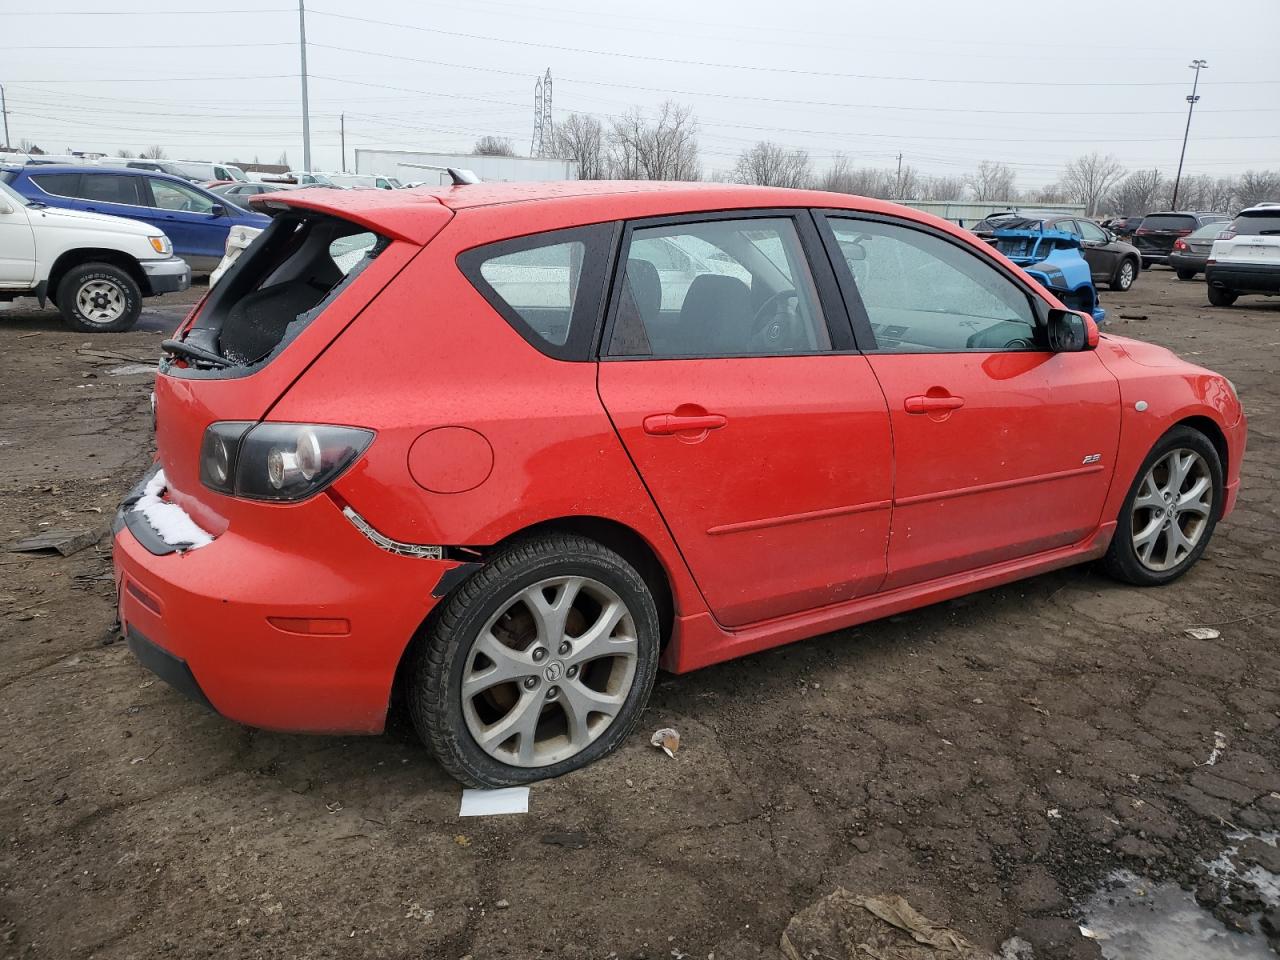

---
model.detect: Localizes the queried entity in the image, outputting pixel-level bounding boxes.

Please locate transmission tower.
[530,68,553,157]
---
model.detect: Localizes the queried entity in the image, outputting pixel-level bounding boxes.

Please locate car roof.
[11,163,187,181]
[260,180,933,244]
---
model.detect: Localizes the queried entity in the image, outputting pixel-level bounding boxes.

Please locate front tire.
[1207,286,1238,307]
[1102,426,1223,586]
[56,262,142,332]
[1110,259,1138,291]
[409,534,660,787]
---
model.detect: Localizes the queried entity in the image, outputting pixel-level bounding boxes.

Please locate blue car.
[1,164,270,274]
[986,223,1106,324]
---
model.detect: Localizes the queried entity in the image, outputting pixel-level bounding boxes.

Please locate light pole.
[1,83,10,150]
[1170,59,1207,210]
[298,0,311,174]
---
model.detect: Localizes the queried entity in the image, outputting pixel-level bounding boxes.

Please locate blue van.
[2,165,270,274]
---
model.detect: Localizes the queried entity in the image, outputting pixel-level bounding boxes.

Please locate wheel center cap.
[544,660,564,682]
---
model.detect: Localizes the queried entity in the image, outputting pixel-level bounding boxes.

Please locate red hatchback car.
[113,181,1246,786]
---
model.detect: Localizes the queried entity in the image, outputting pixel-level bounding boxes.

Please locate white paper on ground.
[459,787,529,817]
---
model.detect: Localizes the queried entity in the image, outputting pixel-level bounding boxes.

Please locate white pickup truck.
[0,177,190,332]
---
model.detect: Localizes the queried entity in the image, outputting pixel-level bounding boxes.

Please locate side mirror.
[0,200,13,215]
[1047,308,1098,352]
[209,204,227,218]
[842,241,867,262]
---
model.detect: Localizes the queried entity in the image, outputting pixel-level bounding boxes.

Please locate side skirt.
[661,522,1117,673]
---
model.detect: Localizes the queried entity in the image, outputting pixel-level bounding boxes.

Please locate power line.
[306,10,1280,87]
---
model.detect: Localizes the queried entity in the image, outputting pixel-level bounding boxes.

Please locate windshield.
[0,178,31,207]
[226,165,248,182]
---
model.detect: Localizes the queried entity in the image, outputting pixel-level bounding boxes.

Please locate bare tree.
[1059,153,1125,217]
[923,175,965,201]
[278,151,289,167]
[894,164,922,200]
[552,113,606,180]
[1024,182,1071,204]
[1236,169,1280,209]
[965,161,1017,203]
[18,138,42,154]
[817,156,896,198]
[140,144,168,160]
[116,148,136,158]
[1107,169,1163,216]
[732,141,811,189]
[473,136,516,157]
[608,101,700,181]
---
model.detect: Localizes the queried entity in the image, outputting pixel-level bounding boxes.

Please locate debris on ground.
[9,529,99,557]
[1185,626,1222,640]
[1197,731,1228,767]
[458,786,529,817]
[403,902,433,923]
[541,831,589,849]
[780,889,998,960]
[75,345,154,365]
[650,727,680,758]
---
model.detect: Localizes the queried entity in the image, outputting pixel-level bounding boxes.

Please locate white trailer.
[354,149,578,184]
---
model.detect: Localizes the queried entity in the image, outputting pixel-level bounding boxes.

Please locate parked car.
[0,174,189,331]
[985,223,1105,322]
[1133,212,1230,269]
[326,173,403,190]
[286,171,336,187]
[113,182,1245,787]
[1105,216,1144,240]
[973,214,1140,291]
[1204,203,1280,307]
[210,181,297,206]
[1168,222,1225,280]
[3,164,270,274]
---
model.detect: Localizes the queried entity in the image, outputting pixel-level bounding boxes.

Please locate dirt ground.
[1,271,1277,960]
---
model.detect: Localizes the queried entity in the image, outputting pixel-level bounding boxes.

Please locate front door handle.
[904,395,965,414]
[643,413,728,435]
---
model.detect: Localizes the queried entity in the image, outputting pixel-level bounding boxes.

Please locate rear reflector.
[267,616,352,636]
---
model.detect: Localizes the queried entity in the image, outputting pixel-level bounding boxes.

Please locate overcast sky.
[3,0,1278,187]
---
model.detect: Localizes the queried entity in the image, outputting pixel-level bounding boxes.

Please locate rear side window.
[1231,213,1280,236]
[458,223,615,361]
[79,173,142,205]
[1141,214,1196,230]
[30,173,81,198]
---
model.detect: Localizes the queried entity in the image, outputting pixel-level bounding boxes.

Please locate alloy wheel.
[75,279,127,325]
[1130,448,1213,572]
[461,576,639,768]
[1117,261,1135,289]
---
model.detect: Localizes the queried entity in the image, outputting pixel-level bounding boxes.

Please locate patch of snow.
[132,469,213,551]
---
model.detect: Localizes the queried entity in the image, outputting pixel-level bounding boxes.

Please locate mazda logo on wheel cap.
[544,661,564,682]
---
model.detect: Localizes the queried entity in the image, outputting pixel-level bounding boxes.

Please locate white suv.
[1205,203,1280,307]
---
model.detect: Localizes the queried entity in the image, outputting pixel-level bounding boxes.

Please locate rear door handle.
[904,395,965,414]
[643,413,728,435]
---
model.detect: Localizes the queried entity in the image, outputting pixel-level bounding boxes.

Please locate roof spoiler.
[394,162,480,185]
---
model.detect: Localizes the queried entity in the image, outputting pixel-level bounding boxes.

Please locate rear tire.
[56,262,142,332]
[1110,259,1137,291]
[1102,426,1223,587]
[1176,269,1198,281]
[1207,286,1238,307]
[409,534,660,787]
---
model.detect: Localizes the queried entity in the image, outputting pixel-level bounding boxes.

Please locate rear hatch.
[1214,209,1280,266]
[1134,213,1197,256]
[151,193,451,532]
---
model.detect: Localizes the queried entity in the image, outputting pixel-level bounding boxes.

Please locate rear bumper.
[1168,251,1208,272]
[140,256,192,295]
[1206,262,1280,294]
[113,468,461,734]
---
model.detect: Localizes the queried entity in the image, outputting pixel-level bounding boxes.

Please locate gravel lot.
[1,270,1277,959]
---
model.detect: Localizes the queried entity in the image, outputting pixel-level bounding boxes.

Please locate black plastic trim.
[126,627,216,712]
[456,221,617,362]
[431,561,482,598]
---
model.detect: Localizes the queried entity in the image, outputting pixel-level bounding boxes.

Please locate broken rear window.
[171,213,387,373]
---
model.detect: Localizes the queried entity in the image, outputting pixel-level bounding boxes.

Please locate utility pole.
[298,0,311,174]
[895,152,903,199]
[340,113,345,173]
[0,83,10,150]
[1171,59,1207,210]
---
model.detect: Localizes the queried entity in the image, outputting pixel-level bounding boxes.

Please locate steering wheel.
[748,289,800,351]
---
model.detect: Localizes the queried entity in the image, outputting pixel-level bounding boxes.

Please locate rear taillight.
[200,422,373,501]
[1173,240,1188,251]
[1135,227,1151,235]
[1217,230,1236,240]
